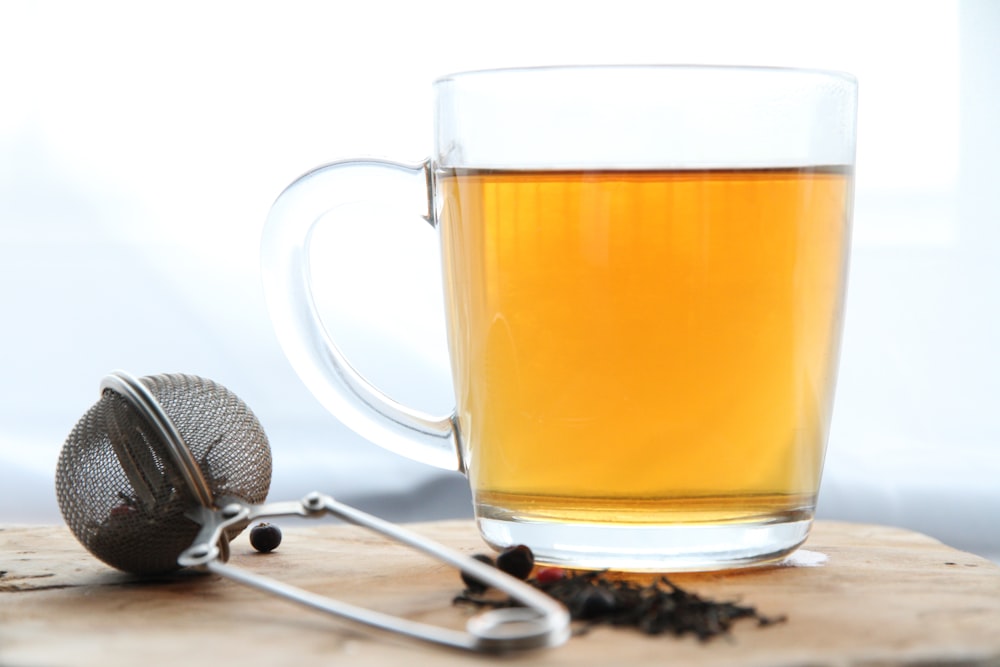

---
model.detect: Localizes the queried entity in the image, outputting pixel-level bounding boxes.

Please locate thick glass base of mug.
[475,492,815,572]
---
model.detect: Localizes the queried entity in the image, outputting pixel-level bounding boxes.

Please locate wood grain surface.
[2,520,998,666]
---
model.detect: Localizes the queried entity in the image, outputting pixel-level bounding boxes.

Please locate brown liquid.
[438,168,852,524]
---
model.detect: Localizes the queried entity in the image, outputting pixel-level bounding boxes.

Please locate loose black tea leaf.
[455,566,785,641]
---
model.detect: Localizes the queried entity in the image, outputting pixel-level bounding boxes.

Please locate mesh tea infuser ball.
[55,372,270,574]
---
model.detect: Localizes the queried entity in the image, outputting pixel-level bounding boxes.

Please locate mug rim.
[434,63,857,87]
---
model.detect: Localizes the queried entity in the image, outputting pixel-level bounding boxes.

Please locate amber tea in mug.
[439,166,850,522]
[262,66,858,571]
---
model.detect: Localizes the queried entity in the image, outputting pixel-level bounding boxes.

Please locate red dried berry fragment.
[249,522,282,553]
[109,503,137,518]
[496,545,534,580]
[534,566,566,585]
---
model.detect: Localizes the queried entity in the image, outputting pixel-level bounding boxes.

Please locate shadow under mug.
[261,65,858,572]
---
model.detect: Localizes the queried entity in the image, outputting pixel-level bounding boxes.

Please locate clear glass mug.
[261,65,857,571]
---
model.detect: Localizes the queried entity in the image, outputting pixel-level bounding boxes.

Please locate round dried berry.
[461,553,495,593]
[496,544,534,580]
[249,522,282,553]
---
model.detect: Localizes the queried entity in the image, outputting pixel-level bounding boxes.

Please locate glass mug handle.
[260,159,462,472]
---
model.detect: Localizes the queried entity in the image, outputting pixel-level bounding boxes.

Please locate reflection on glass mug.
[262,65,857,571]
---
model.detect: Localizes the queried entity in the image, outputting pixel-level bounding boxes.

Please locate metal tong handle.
[179,492,570,653]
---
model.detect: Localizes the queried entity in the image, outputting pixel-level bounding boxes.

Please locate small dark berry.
[249,522,282,553]
[461,553,495,593]
[496,544,534,580]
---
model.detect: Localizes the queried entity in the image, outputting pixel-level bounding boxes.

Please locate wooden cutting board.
[1,520,998,666]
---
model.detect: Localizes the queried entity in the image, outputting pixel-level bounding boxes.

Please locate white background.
[1,0,997,562]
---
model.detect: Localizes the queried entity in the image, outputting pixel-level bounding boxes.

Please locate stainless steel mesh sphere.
[55,373,272,574]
